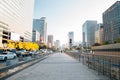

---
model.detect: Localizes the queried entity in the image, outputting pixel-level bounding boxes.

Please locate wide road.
[6,53,109,80]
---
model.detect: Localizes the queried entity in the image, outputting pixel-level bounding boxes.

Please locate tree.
[7,40,16,49]
[23,42,39,50]
[93,43,101,46]
[116,38,120,43]
[103,41,109,45]
[6,40,39,50]
[39,43,47,49]
[15,41,24,50]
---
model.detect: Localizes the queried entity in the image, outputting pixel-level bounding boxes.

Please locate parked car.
[36,50,42,54]
[0,51,17,61]
[28,50,39,56]
[19,50,29,57]
[9,49,21,57]
[15,51,22,57]
[28,51,35,56]
[40,49,47,54]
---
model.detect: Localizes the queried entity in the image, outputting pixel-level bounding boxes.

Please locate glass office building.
[33,17,47,44]
[82,20,97,47]
[103,1,120,43]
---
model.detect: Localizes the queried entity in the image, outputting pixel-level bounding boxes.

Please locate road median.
[0,53,52,79]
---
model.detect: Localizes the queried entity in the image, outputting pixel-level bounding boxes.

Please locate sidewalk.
[6,53,109,80]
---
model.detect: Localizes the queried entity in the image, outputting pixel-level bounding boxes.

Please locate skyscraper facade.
[68,32,74,48]
[32,30,40,43]
[103,1,120,43]
[82,20,97,47]
[33,17,47,44]
[47,35,53,48]
[0,0,34,47]
[54,40,60,49]
[95,23,103,44]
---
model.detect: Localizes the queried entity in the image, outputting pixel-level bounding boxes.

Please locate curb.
[0,55,49,80]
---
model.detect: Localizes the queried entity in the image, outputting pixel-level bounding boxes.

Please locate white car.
[0,52,17,61]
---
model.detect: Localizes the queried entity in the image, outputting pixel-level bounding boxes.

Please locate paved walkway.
[6,53,109,80]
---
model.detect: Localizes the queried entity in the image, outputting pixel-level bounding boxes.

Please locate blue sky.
[34,0,117,45]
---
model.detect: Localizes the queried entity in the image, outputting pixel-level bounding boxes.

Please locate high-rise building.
[54,40,60,49]
[0,0,34,47]
[68,32,74,48]
[103,1,120,43]
[33,17,47,44]
[95,23,103,44]
[82,20,97,47]
[32,30,40,43]
[47,35,53,48]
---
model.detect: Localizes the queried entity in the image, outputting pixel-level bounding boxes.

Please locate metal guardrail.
[89,58,120,68]
[66,51,120,80]
[82,54,120,80]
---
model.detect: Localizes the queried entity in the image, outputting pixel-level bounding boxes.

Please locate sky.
[34,0,118,45]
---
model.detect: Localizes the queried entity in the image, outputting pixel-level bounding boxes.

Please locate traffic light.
[69,39,72,43]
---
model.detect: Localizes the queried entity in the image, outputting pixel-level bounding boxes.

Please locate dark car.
[9,49,21,57]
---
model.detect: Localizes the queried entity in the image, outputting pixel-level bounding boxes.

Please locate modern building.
[95,23,103,44]
[82,20,97,47]
[68,32,74,49]
[47,35,53,48]
[0,0,34,47]
[33,17,47,44]
[73,42,81,47]
[54,40,60,49]
[103,1,120,43]
[32,30,40,43]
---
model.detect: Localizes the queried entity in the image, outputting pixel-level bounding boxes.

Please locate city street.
[6,53,109,80]
[0,0,120,80]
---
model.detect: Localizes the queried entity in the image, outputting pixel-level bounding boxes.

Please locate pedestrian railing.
[80,51,120,80]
